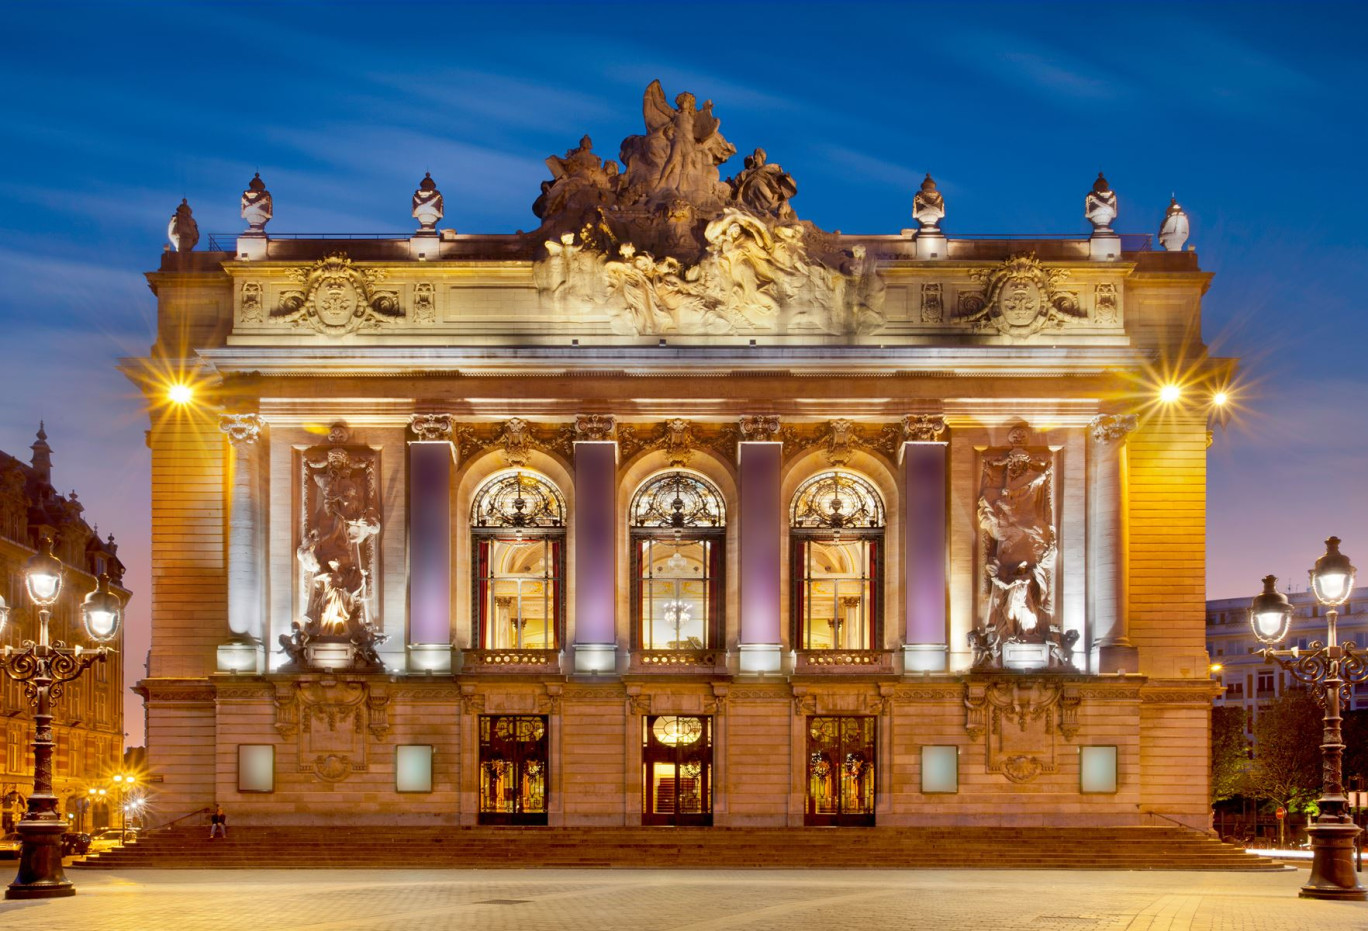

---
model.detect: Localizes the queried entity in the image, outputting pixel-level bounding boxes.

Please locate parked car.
[0,833,21,859]
[87,827,136,853]
[61,832,91,856]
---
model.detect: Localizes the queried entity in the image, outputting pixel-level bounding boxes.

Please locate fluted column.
[1089,413,1138,673]
[900,415,948,673]
[408,414,457,672]
[573,415,618,674]
[218,413,265,673]
[738,415,783,675]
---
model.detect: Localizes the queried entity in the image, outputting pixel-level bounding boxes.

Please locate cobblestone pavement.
[0,867,1364,931]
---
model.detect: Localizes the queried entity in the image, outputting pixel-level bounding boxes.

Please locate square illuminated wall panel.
[396,745,434,793]
[1080,745,1118,794]
[921,745,959,794]
[238,744,275,793]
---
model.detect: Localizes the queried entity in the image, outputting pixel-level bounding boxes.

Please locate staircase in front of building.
[73,825,1280,871]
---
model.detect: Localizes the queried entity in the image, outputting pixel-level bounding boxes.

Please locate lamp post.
[0,537,121,899]
[1249,536,1368,900]
[110,774,136,845]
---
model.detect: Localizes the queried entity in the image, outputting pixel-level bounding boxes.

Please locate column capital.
[902,414,947,443]
[574,413,616,441]
[219,413,264,446]
[1089,413,1137,445]
[738,414,781,442]
[409,413,455,442]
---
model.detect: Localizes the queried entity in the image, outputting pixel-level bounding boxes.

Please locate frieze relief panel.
[964,677,1081,784]
[273,680,390,784]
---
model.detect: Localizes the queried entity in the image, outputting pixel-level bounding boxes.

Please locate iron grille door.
[478,715,549,825]
[642,715,713,826]
[805,715,876,826]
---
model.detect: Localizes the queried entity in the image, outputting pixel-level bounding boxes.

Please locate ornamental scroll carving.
[903,414,947,443]
[574,414,616,441]
[964,677,1081,783]
[409,413,455,442]
[270,253,403,336]
[958,254,1086,340]
[282,435,386,672]
[617,419,739,465]
[530,82,885,337]
[971,427,1075,671]
[1089,413,1137,445]
[273,680,390,784]
[219,413,263,446]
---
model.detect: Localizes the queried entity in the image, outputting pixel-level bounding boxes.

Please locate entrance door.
[805,715,875,826]
[642,715,712,826]
[478,715,549,825]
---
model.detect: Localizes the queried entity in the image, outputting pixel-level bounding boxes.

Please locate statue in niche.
[912,174,945,232]
[284,444,385,671]
[730,148,797,220]
[1084,172,1118,233]
[167,199,199,252]
[973,431,1075,670]
[241,172,272,233]
[1158,196,1190,251]
[620,81,735,210]
[411,172,443,231]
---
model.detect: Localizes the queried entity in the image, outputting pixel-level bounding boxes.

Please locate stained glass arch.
[630,471,726,529]
[471,470,566,529]
[789,470,885,530]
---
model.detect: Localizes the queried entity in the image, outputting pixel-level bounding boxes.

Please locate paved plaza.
[0,866,1363,931]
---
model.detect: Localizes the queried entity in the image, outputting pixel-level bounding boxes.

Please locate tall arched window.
[630,471,726,651]
[470,470,566,651]
[790,470,885,652]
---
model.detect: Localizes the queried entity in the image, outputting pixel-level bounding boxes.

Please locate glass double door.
[805,716,876,826]
[642,715,713,826]
[479,715,549,825]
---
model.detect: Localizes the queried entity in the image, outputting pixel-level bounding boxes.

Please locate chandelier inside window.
[790,470,885,530]
[630,471,725,529]
[471,470,566,528]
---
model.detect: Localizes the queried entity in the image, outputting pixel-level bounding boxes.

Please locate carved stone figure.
[411,172,443,231]
[1084,172,1118,233]
[620,81,735,211]
[533,136,620,236]
[167,199,199,252]
[920,283,943,323]
[241,172,273,233]
[730,148,796,219]
[272,253,403,336]
[1158,196,1190,251]
[960,253,1086,340]
[1094,283,1119,325]
[973,433,1072,670]
[912,174,945,232]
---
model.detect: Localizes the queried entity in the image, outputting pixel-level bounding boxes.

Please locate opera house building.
[131,83,1227,831]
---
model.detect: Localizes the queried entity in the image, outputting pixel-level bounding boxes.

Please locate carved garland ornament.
[271,253,403,336]
[964,678,1081,784]
[959,254,1086,340]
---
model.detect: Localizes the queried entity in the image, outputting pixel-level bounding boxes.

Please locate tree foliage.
[1249,689,1322,813]
[1211,706,1249,802]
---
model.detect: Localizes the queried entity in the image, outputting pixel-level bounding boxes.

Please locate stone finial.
[30,422,52,483]
[912,174,945,232]
[219,413,264,446]
[167,198,199,252]
[241,172,273,233]
[1157,196,1190,252]
[1084,172,1118,234]
[412,172,444,232]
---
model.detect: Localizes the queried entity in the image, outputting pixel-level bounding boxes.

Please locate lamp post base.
[6,819,74,899]
[1301,821,1366,901]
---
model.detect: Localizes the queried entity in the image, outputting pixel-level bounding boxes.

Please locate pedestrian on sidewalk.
[208,804,227,840]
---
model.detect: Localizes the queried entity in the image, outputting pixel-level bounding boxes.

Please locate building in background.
[0,425,128,832]
[130,83,1230,831]
[1207,586,1368,735]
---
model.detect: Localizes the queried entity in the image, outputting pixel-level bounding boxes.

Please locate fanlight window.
[471,470,566,651]
[791,471,884,652]
[630,471,726,651]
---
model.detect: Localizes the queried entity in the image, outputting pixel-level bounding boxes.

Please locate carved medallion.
[272,253,403,336]
[959,254,1086,339]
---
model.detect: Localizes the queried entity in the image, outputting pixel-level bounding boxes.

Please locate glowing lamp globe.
[1310,536,1356,607]
[24,536,64,607]
[81,573,123,642]
[1249,575,1293,645]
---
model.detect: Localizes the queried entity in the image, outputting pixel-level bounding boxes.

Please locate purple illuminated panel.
[904,443,947,648]
[739,442,782,645]
[575,441,617,645]
[409,442,453,644]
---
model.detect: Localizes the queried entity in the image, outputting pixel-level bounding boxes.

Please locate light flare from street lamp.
[168,383,194,405]
[1159,384,1182,403]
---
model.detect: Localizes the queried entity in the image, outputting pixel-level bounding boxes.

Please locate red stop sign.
[1276,807,1287,820]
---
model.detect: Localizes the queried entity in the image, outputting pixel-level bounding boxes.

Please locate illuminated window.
[790,471,884,651]
[470,470,566,651]
[630,471,725,651]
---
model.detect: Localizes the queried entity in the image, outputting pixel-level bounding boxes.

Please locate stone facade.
[131,85,1228,830]
[0,427,128,832]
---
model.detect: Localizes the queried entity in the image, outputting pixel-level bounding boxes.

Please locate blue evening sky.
[1,1,1365,743]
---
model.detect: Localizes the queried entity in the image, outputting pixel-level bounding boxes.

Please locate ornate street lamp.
[1249,537,1368,900]
[0,537,120,899]
[110,774,136,845]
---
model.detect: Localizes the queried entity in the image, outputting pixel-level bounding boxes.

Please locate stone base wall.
[143,673,1213,829]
